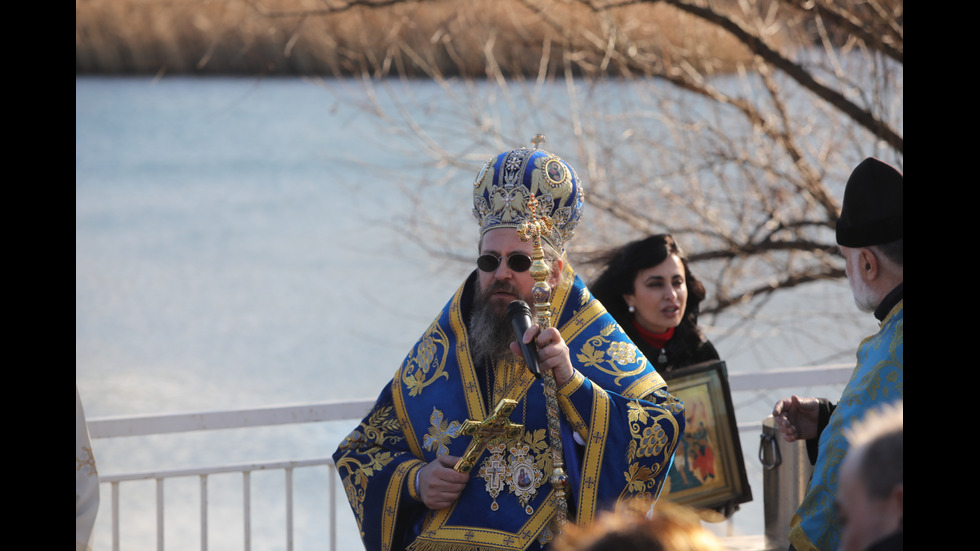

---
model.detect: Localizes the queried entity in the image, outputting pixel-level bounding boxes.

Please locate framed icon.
[660,360,752,516]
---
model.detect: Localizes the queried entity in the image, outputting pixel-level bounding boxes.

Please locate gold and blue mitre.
[472,141,585,251]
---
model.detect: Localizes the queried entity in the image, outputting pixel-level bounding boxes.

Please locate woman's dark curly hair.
[589,234,707,345]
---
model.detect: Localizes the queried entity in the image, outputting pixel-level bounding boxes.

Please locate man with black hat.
[772,157,904,551]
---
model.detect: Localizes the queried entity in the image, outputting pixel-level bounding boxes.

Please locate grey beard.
[469,282,523,366]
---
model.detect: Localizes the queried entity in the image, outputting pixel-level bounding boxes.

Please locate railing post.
[329,464,337,551]
[285,468,294,551]
[156,478,165,551]
[112,481,120,551]
[200,474,209,551]
[243,470,251,551]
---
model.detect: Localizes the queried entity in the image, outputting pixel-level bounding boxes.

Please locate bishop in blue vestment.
[333,142,685,551]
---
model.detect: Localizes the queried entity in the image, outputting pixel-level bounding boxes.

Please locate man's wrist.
[557,368,584,395]
[408,462,424,502]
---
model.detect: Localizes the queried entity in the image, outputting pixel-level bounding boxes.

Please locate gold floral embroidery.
[623,462,659,501]
[653,388,686,416]
[522,428,551,467]
[620,400,674,501]
[625,400,671,461]
[334,405,404,528]
[423,408,463,456]
[636,424,669,458]
[401,322,450,396]
[575,323,646,385]
[608,342,637,365]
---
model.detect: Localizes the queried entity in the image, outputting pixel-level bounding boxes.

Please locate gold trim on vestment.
[409,490,557,551]
[450,287,484,419]
[576,385,611,525]
[383,460,418,547]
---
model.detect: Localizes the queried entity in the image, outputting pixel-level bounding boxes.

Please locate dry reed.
[75,0,758,77]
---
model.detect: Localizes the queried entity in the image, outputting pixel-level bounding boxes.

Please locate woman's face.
[623,254,688,334]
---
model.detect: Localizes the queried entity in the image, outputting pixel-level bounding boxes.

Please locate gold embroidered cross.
[453,399,523,474]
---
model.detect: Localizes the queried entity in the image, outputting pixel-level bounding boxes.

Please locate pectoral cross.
[453,399,523,474]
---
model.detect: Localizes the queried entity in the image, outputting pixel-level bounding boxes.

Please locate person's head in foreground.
[837,400,903,551]
[550,499,725,551]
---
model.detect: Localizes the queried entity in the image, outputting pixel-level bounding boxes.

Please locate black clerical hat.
[836,158,903,247]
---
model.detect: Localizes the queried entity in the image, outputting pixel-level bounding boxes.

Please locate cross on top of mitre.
[517,195,553,244]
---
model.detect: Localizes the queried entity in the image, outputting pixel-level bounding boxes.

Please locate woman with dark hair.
[591,235,749,520]
[589,234,719,377]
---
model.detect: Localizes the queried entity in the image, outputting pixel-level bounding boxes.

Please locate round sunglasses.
[476,253,533,273]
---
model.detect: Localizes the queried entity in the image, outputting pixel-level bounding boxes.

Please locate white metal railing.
[87,364,853,551]
[90,401,373,551]
[100,457,340,551]
[728,363,853,432]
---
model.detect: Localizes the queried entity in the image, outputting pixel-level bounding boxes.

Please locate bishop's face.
[477,228,543,316]
[471,227,563,365]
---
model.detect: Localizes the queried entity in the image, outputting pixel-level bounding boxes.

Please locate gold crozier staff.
[516,193,570,531]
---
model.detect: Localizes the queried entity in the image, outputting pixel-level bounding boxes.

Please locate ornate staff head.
[517,195,556,328]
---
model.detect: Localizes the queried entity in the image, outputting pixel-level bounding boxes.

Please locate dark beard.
[469,279,526,366]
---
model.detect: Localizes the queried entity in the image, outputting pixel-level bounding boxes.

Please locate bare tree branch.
[568,0,902,153]
[781,0,902,63]
[705,265,846,315]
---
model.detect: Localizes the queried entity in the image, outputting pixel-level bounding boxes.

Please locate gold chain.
[484,357,530,426]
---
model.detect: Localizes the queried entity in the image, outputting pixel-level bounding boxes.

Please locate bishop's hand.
[511,325,573,387]
[418,455,469,510]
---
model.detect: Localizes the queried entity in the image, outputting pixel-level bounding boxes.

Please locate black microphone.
[507,300,541,378]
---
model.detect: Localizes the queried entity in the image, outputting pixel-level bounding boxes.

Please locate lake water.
[76,76,871,550]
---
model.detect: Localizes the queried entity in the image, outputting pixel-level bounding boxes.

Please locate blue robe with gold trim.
[333,265,685,550]
[789,300,904,551]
